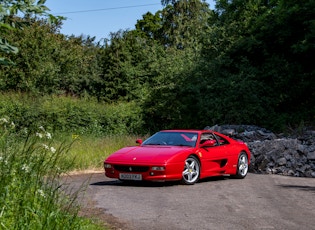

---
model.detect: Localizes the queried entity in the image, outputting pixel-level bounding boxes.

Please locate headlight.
[151,166,165,171]
[104,163,112,169]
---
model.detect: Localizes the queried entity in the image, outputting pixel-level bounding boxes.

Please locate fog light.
[151,166,165,171]
[150,172,154,176]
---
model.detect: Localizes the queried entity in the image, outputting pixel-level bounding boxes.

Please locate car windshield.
[142,131,198,147]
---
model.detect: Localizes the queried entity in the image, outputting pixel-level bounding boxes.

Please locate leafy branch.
[0,0,62,65]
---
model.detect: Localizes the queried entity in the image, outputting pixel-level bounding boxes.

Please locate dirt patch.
[67,169,104,175]
[64,170,130,229]
[78,199,129,230]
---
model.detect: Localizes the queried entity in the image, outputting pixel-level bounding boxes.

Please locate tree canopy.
[0,0,314,133]
[0,0,61,65]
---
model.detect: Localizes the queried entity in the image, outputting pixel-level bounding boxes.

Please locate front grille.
[114,165,149,172]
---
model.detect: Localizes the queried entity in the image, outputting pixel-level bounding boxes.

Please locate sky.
[46,0,215,43]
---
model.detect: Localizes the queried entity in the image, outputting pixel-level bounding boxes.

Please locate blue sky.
[46,0,215,42]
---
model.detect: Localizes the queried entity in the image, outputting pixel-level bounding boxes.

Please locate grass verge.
[56,133,146,171]
[0,119,109,229]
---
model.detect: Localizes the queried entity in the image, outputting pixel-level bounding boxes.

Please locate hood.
[105,145,191,164]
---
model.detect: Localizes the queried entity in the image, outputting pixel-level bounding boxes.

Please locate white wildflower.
[39,126,45,131]
[37,189,46,198]
[46,132,52,139]
[50,147,56,153]
[36,132,43,138]
[23,128,28,134]
[21,164,30,173]
[0,118,8,124]
[42,144,49,150]
[0,156,8,165]
[10,122,15,129]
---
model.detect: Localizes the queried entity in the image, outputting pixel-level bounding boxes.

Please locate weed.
[0,117,103,229]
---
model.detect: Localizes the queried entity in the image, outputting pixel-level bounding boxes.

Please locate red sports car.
[104,130,250,185]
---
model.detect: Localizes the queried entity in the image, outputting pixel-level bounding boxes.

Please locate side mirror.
[136,139,143,145]
[200,139,216,148]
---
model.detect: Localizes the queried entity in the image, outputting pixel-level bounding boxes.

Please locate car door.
[199,133,229,176]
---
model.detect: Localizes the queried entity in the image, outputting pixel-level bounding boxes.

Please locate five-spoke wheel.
[181,156,200,185]
[233,152,248,179]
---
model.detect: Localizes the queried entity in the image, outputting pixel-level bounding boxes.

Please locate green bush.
[0,117,96,229]
[0,93,144,136]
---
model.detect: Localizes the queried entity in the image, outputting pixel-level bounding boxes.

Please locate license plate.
[119,173,142,181]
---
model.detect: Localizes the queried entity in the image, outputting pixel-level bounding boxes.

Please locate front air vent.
[114,165,149,172]
[220,159,228,168]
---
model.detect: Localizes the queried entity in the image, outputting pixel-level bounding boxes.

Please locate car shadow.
[91,175,231,187]
[198,175,230,183]
[90,180,179,187]
[277,184,315,193]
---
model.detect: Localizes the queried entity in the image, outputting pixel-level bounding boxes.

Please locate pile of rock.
[205,125,315,178]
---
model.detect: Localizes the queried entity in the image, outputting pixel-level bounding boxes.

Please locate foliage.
[0,117,103,229]
[142,46,201,130]
[158,0,211,48]
[201,0,315,130]
[0,17,102,96]
[98,30,153,102]
[0,0,314,134]
[0,93,144,135]
[0,0,61,65]
[135,12,163,41]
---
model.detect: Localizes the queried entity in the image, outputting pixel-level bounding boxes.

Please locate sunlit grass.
[0,114,148,229]
[55,133,147,171]
[0,119,109,229]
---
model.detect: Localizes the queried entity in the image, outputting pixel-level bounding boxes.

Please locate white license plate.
[119,173,142,181]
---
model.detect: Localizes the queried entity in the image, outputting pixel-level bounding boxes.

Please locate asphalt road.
[63,172,315,230]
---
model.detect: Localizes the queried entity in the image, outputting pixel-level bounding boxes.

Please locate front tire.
[181,156,200,185]
[233,152,249,179]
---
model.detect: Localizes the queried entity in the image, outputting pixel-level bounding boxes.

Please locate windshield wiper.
[144,143,162,145]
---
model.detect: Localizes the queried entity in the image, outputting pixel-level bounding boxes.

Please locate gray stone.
[288,170,295,176]
[297,144,306,154]
[204,124,315,177]
[224,129,237,136]
[307,151,315,160]
[277,157,287,166]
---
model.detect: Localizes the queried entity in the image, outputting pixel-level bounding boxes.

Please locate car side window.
[214,134,229,146]
[200,133,217,145]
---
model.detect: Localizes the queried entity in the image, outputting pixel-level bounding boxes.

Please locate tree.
[99,30,157,102]
[135,12,163,40]
[199,0,315,129]
[159,0,211,48]
[135,1,212,49]
[0,17,102,96]
[0,0,59,65]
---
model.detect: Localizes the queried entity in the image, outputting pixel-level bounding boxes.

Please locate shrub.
[0,117,90,229]
[0,93,144,136]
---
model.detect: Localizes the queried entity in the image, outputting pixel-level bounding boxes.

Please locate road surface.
[62,172,315,230]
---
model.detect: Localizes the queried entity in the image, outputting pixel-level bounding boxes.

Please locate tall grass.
[0,118,103,229]
[56,133,145,171]
[0,91,150,228]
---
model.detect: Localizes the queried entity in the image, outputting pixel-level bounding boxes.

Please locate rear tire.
[181,156,200,185]
[232,152,248,179]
